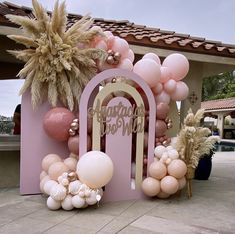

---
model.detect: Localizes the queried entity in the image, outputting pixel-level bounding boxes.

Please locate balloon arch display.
[6,0,195,210]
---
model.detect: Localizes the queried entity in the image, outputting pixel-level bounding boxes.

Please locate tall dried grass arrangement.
[175,108,219,198]
[6,0,107,111]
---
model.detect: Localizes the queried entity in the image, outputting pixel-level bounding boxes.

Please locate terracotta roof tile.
[201,97,235,111]
[1,2,235,58]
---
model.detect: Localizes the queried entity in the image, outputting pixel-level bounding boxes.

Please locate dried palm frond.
[6,0,106,110]
[175,108,219,198]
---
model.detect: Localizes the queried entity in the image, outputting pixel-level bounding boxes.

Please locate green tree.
[202,71,235,101]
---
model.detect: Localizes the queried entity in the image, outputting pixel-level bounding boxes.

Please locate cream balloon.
[142,177,161,197]
[178,176,186,190]
[85,190,98,205]
[149,161,167,180]
[61,195,74,210]
[43,180,58,195]
[160,176,179,195]
[50,184,67,201]
[72,195,86,208]
[47,196,61,210]
[40,171,47,181]
[157,190,170,199]
[40,175,50,193]
[76,151,114,189]
[167,159,187,179]
[154,145,167,159]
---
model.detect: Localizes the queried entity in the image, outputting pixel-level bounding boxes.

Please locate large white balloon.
[76,151,114,189]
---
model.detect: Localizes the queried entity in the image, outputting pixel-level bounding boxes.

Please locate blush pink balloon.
[167,159,187,179]
[142,177,160,197]
[112,38,129,56]
[43,107,75,142]
[162,53,189,81]
[155,91,171,104]
[104,31,113,37]
[156,102,170,120]
[157,190,170,199]
[68,135,79,155]
[155,120,167,137]
[178,176,186,190]
[149,161,167,180]
[160,66,172,83]
[124,49,135,63]
[64,157,77,171]
[160,175,179,195]
[48,162,69,180]
[42,154,62,172]
[142,53,161,65]
[133,59,161,88]
[163,79,177,94]
[95,40,108,50]
[170,81,189,101]
[117,58,133,71]
[152,83,163,95]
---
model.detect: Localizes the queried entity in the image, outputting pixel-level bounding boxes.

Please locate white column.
[217,113,224,138]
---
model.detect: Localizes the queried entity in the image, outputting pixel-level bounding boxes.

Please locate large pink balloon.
[160,175,179,195]
[133,59,161,88]
[156,103,170,120]
[155,120,167,137]
[95,40,108,50]
[43,107,75,142]
[68,135,79,155]
[142,177,160,197]
[142,53,161,65]
[170,81,189,101]
[167,159,187,179]
[164,79,177,94]
[162,53,189,81]
[155,91,171,104]
[160,66,172,83]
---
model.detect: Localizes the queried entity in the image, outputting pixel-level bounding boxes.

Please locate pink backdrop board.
[20,92,70,194]
[103,97,145,201]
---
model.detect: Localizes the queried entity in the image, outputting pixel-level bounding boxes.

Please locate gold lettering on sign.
[88,99,145,136]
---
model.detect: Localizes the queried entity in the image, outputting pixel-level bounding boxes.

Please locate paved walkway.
[0,151,235,234]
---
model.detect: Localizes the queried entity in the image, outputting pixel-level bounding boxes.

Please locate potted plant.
[194,149,214,180]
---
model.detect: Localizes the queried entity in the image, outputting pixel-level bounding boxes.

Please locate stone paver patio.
[0,151,235,234]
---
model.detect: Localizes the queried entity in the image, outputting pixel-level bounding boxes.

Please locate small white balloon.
[85,190,98,205]
[50,184,67,201]
[43,180,58,195]
[154,145,167,159]
[61,195,74,210]
[72,195,86,208]
[47,196,61,210]
[68,180,82,195]
[168,149,179,160]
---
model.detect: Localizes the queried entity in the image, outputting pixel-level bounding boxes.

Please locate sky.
[0,0,235,116]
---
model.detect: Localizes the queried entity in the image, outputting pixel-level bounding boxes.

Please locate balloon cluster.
[40,151,113,210]
[142,145,187,198]
[43,107,92,157]
[91,29,135,71]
